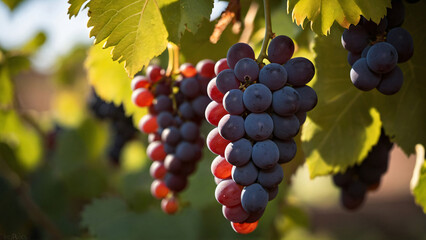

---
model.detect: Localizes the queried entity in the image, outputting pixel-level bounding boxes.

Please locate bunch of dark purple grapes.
[88,89,137,165]
[333,130,393,210]
[131,62,214,214]
[342,0,414,95]
[205,36,317,234]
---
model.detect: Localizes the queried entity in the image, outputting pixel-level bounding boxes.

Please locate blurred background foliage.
[0,0,425,239]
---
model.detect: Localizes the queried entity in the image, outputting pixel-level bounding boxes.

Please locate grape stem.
[256,0,273,64]
[165,42,180,77]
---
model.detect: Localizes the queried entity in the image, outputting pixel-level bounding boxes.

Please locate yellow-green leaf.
[87,0,169,77]
[68,0,89,18]
[85,43,147,127]
[287,0,391,35]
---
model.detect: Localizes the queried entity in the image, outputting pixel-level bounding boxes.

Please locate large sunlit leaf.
[86,0,169,77]
[85,43,147,127]
[372,1,426,154]
[85,0,213,77]
[302,26,382,177]
[287,0,391,35]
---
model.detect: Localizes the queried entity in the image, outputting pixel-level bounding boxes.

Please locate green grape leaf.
[302,26,381,177]
[68,0,89,18]
[287,0,391,35]
[412,144,426,213]
[160,0,213,44]
[372,1,426,155]
[81,198,201,240]
[86,0,169,77]
[85,43,147,127]
[86,0,212,77]
[1,0,25,11]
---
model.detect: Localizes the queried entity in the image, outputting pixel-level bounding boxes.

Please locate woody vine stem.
[256,0,273,64]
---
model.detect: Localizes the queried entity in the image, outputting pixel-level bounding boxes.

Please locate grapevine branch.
[256,0,273,64]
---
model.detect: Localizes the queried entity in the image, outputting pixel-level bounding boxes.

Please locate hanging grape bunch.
[333,130,393,210]
[342,0,414,95]
[88,89,137,165]
[131,61,214,214]
[205,35,317,234]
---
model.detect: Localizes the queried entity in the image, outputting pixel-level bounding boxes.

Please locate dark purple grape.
[251,140,279,169]
[386,27,414,63]
[257,164,284,188]
[272,86,300,116]
[258,63,287,91]
[241,183,269,213]
[153,95,173,113]
[367,42,398,73]
[216,69,240,94]
[157,111,174,128]
[178,102,196,120]
[223,89,245,115]
[191,95,211,117]
[294,86,317,112]
[218,114,245,141]
[179,121,199,142]
[232,161,259,186]
[165,173,188,192]
[226,43,255,69]
[284,57,315,86]
[244,113,273,141]
[175,141,198,162]
[161,126,181,146]
[274,139,297,164]
[224,138,252,167]
[243,84,272,113]
[350,58,381,91]
[234,58,259,83]
[272,114,300,140]
[266,186,279,201]
[377,66,403,95]
[267,35,294,64]
[180,77,200,99]
[341,25,370,53]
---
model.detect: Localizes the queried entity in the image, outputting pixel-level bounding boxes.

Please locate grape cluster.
[333,130,393,210]
[342,0,414,95]
[131,61,214,214]
[88,90,137,165]
[205,36,317,234]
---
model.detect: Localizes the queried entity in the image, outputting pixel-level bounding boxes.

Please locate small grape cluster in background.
[131,61,214,214]
[342,0,415,95]
[88,90,137,165]
[205,36,317,234]
[333,130,394,210]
